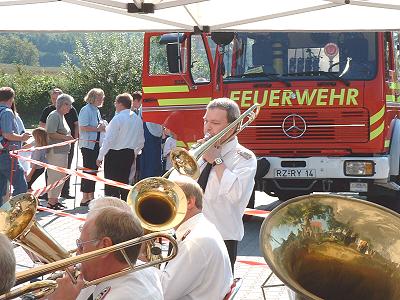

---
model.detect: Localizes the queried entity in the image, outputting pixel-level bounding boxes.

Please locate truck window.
[149,35,187,75]
[392,32,400,79]
[222,32,377,82]
[190,35,210,83]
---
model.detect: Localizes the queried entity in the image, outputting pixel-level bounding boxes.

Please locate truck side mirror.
[166,43,181,73]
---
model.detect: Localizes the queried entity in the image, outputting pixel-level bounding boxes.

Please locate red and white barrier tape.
[76,166,101,173]
[31,175,70,198]
[37,206,87,222]
[237,259,269,266]
[15,139,78,153]
[11,153,133,191]
[244,208,270,218]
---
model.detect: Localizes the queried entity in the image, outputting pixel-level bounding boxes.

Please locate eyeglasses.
[76,238,100,252]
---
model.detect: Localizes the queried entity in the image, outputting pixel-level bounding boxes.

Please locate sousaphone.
[260,194,400,300]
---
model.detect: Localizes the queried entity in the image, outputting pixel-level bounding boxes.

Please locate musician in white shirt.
[198,98,257,272]
[47,205,163,300]
[96,93,144,199]
[160,176,232,300]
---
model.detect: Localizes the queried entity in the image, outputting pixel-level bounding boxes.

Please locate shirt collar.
[176,213,204,241]
[220,136,238,157]
[116,108,131,115]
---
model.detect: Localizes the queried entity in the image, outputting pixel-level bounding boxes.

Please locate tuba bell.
[0,193,70,266]
[260,194,400,300]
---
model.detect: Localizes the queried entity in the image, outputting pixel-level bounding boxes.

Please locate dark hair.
[207,97,240,123]
[116,93,133,109]
[132,91,142,101]
[0,87,15,102]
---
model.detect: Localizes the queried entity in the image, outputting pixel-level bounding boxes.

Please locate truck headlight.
[344,161,375,176]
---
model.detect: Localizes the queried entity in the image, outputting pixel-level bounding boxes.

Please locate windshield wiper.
[282,71,350,86]
[226,72,291,87]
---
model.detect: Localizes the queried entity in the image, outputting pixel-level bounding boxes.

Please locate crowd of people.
[0,89,258,299]
[0,87,174,209]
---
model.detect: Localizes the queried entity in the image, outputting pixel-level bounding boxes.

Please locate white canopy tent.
[0,0,400,31]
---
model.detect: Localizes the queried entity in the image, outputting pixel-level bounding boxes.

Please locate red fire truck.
[141,31,400,202]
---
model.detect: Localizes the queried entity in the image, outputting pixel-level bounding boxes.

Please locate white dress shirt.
[163,136,176,170]
[77,264,163,300]
[160,213,232,300]
[201,137,257,241]
[97,109,144,161]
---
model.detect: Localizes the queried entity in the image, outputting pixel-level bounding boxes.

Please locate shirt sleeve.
[163,137,176,157]
[0,109,15,134]
[216,155,257,206]
[161,240,206,300]
[39,107,50,124]
[97,116,119,161]
[78,106,91,126]
[134,117,145,155]
[46,113,59,134]
[70,106,79,123]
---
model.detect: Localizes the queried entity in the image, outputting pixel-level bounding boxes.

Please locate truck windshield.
[223,32,377,82]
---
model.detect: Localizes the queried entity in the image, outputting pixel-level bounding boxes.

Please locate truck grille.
[240,108,369,144]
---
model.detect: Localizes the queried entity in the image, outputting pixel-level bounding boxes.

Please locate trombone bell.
[127,177,187,232]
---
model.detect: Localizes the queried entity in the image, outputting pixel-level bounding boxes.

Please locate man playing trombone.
[47,205,163,300]
[197,98,257,272]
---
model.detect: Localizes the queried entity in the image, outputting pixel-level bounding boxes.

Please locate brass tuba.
[0,193,71,265]
[260,194,400,300]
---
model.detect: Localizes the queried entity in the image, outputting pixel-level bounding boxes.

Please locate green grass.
[0,63,61,75]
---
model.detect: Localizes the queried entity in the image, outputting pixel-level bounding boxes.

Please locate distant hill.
[0,63,61,75]
[0,33,83,67]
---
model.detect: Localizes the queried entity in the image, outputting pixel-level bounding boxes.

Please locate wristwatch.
[213,157,224,166]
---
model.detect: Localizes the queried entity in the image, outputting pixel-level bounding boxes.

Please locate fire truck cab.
[142,31,400,202]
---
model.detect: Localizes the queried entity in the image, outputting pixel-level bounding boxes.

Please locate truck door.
[142,32,214,147]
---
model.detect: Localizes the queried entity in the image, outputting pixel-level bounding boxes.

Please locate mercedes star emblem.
[282,114,307,138]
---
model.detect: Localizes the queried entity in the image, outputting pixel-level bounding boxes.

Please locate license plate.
[274,169,316,178]
[350,182,368,192]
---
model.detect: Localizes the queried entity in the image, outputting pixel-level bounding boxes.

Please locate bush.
[62,33,143,120]
[0,66,65,127]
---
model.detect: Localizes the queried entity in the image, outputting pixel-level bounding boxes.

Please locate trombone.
[0,232,178,300]
[166,103,260,179]
[126,103,260,253]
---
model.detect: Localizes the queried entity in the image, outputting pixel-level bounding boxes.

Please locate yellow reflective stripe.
[389,82,400,90]
[158,97,212,106]
[370,121,384,141]
[385,139,391,148]
[143,85,189,93]
[176,141,187,148]
[187,142,196,148]
[370,106,385,126]
[386,95,396,102]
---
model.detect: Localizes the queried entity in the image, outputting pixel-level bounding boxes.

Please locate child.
[26,127,48,191]
[163,128,177,171]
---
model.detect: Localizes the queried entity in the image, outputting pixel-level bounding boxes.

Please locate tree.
[0,35,40,66]
[62,33,143,119]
